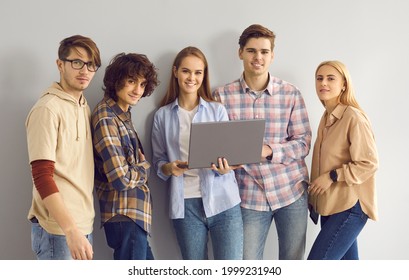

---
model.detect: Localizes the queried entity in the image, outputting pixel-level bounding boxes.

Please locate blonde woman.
[308,60,378,260]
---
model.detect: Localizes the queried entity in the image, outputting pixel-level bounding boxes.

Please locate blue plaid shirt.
[92,95,151,233]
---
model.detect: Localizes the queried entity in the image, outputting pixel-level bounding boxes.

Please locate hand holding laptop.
[162,160,188,177]
[177,157,243,174]
[210,157,243,175]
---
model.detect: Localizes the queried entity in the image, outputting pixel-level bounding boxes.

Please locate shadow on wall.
[0,49,48,259]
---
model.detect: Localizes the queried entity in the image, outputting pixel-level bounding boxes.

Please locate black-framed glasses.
[61,58,99,72]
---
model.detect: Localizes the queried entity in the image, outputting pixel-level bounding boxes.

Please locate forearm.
[43,193,93,260]
[42,193,79,235]
[268,133,311,164]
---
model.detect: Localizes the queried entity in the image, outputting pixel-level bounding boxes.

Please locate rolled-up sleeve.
[340,113,378,186]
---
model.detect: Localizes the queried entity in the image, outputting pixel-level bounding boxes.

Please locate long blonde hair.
[316,60,363,112]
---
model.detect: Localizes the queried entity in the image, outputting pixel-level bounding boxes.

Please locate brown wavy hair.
[160,46,212,107]
[103,53,159,100]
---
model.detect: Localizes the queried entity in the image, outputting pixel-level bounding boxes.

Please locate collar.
[170,96,207,111]
[325,103,348,127]
[48,82,87,106]
[239,73,274,96]
[104,95,131,122]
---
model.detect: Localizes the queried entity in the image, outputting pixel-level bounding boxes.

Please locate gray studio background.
[0,0,408,260]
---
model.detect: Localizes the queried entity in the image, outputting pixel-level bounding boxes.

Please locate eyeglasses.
[61,58,99,72]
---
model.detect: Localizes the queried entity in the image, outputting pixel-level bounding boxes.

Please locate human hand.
[261,144,273,160]
[211,157,241,174]
[138,149,146,162]
[66,228,93,260]
[308,172,333,195]
[163,160,188,177]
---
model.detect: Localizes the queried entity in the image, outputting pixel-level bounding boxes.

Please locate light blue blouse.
[151,97,241,219]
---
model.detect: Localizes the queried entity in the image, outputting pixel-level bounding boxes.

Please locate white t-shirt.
[178,106,201,198]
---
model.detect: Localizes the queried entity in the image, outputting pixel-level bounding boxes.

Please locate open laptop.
[186,119,266,169]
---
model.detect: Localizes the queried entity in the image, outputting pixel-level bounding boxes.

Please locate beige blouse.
[309,104,379,220]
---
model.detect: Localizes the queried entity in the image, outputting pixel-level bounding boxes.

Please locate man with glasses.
[25,35,101,260]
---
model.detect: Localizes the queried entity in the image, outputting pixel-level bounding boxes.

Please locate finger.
[79,250,90,260]
[85,249,93,260]
[77,251,85,260]
[308,185,316,195]
[230,164,243,170]
[217,157,223,168]
[222,158,230,168]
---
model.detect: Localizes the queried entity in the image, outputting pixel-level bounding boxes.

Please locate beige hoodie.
[26,82,95,235]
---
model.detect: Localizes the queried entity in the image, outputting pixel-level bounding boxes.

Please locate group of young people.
[25,24,379,261]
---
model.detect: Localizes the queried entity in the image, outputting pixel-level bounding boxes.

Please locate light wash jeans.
[307,200,368,260]
[31,222,93,260]
[242,190,308,260]
[172,198,243,260]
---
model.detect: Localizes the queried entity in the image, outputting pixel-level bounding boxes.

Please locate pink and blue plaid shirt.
[213,74,312,211]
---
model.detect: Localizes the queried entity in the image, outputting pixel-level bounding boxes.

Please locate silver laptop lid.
[187,119,266,169]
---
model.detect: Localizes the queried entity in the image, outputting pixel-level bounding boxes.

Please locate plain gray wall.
[1,0,408,260]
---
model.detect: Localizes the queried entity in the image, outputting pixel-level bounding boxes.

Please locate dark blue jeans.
[103,221,153,260]
[308,201,368,260]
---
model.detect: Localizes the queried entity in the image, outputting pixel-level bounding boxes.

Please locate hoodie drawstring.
[76,105,79,141]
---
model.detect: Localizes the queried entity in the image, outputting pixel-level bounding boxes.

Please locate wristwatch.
[329,169,338,182]
[266,145,273,161]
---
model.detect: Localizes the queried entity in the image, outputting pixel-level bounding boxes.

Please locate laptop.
[186,119,266,169]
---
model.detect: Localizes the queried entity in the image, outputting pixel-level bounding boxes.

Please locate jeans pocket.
[104,223,123,250]
[31,224,42,255]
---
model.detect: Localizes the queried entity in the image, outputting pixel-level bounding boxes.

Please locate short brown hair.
[239,24,276,51]
[103,53,159,100]
[58,35,101,68]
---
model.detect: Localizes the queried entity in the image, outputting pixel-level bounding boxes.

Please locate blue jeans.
[172,198,243,260]
[31,222,93,260]
[104,220,154,260]
[242,190,308,260]
[307,201,368,260]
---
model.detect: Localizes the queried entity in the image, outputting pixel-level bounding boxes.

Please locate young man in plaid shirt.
[92,53,159,260]
[213,24,312,260]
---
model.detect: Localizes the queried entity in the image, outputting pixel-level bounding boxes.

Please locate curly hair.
[103,53,159,100]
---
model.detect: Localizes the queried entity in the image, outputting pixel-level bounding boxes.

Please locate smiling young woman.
[308,60,378,260]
